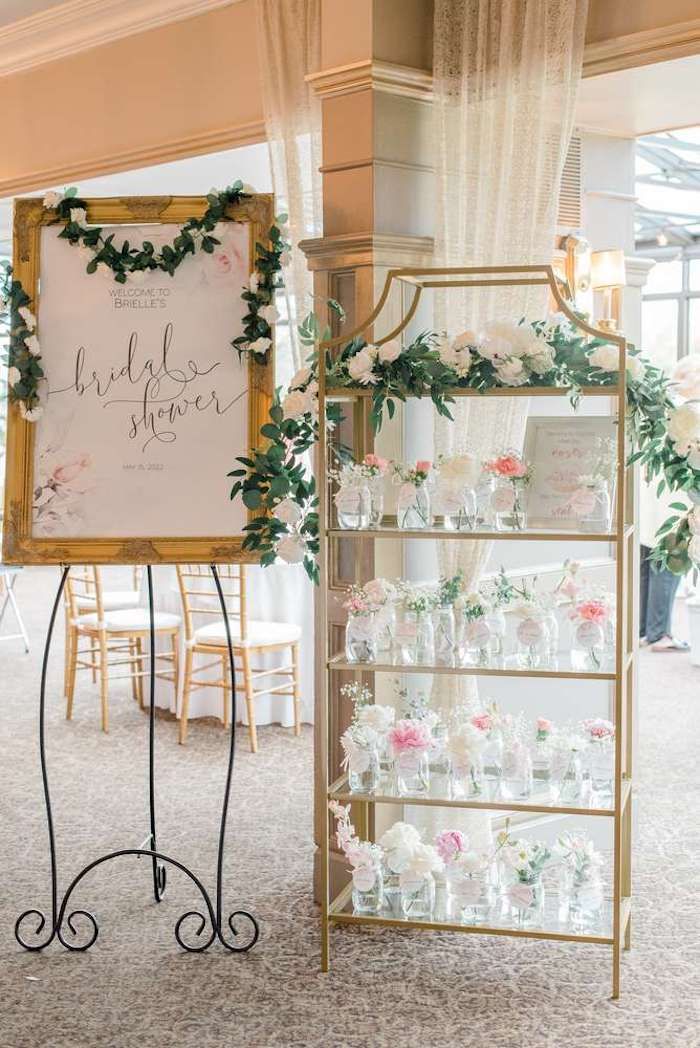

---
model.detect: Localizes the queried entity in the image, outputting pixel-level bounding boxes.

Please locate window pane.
[689,299,700,356]
[645,259,683,294]
[641,299,679,373]
[689,259,700,291]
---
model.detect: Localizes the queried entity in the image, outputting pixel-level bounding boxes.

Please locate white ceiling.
[0,1,63,26]
[577,54,700,138]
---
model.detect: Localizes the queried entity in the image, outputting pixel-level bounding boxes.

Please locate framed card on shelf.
[3,194,274,564]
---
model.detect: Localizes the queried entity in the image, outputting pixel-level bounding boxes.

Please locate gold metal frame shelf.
[317,264,635,999]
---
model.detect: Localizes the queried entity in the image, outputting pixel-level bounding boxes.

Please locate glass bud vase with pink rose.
[388,717,432,796]
[343,583,379,663]
[436,830,494,925]
[570,593,613,671]
[330,802,384,915]
[485,452,532,532]
[514,601,549,669]
[581,718,615,795]
[394,461,433,529]
[332,462,371,530]
[361,453,389,527]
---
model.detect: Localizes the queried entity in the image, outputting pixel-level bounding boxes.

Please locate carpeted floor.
[1,566,699,1048]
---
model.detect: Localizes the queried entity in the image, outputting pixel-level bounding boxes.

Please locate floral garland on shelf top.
[229,312,700,581]
[2,181,290,420]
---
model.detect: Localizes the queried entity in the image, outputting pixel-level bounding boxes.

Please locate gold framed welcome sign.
[3,194,274,565]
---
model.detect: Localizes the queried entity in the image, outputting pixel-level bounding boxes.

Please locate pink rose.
[435,830,467,864]
[486,454,527,479]
[388,718,433,754]
[212,250,233,275]
[52,454,91,485]
[577,600,609,624]
[363,453,388,471]
[560,577,579,600]
[536,717,552,734]
[471,713,493,733]
[583,718,614,741]
[415,460,432,474]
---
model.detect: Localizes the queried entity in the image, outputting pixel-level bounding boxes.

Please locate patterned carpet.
[1,566,699,1048]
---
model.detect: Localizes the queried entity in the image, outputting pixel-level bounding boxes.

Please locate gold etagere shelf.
[317,265,635,999]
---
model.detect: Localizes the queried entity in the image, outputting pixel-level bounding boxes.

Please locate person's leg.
[639,545,650,639]
[646,565,683,644]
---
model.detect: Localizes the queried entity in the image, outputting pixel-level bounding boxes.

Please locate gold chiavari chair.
[64,566,180,733]
[176,564,302,752]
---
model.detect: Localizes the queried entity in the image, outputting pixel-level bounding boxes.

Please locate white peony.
[495,357,527,386]
[273,498,303,526]
[19,401,43,422]
[447,723,486,767]
[249,272,260,293]
[347,348,378,385]
[282,388,314,420]
[514,326,548,358]
[688,448,700,471]
[7,366,20,386]
[258,304,280,325]
[439,453,480,487]
[69,207,87,226]
[43,190,63,209]
[480,322,525,361]
[358,704,395,735]
[667,402,700,454]
[18,307,36,331]
[276,534,306,564]
[380,821,421,854]
[454,850,483,876]
[626,354,645,381]
[25,335,41,356]
[671,354,700,402]
[399,842,444,884]
[527,348,556,376]
[289,366,312,390]
[248,336,272,356]
[588,344,619,372]
[453,329,478,351]
[437,336,472,377]
[378,339,402,364]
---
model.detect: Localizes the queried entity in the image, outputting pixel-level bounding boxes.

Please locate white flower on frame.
[347,347,378,385]
[282,388,314,421]
[25,335,41,356]
[378,339,402,364]
[289,366,312,391]
[18,307,36,331]
[258,304,280,326]
[588,344,619,372]
[273,498,303,527]
[248,336,272,356]
[495,357,528,386]
[70,207,87,226]
[128,270,147,284]
[78,245,94,264]
[241,183,257,195]
[249,272,260,293]
[19,402,43,422]
[7,366,21,386]
[667,402,700,454]
[43,190,63,209]
[276,534,306,564]
[626,354,645,381]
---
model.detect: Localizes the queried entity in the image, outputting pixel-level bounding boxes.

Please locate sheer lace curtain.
[431,0,588,712]
[256,0,323,384]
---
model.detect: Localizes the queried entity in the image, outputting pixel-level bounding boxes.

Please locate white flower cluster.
[588,343,645,381]
[344,339,403,385]
[667,402,700,469]
[438,321,556,386]
[281,367,318,422]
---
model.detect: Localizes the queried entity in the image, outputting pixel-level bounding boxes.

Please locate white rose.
[400,842,444,883]
[454,850,483,875]
[248,336,272,356]
[128,269,147,284]
[689,534,700,565]
[626,354,645,381]
[7,366,20,386]
[379,821,421,854]
[453,330,477,351]
[671,354,700,402]
[241,183,257,195]
[70,207,87,226]
[480,322,523,361]
[437,337,471,377]
[273,498,303,526]
[289,366,312,391]
[667,403,700,453]
[358,704,395,735]
[495,357,527,386]
[347,348,378,385]
[528,348,555,376]
[25,335,41,356]
[282,389,313,420]
[96,261,112,277]
[258,304,280,325]
[378,339,402,364]
[43,190,63,209]
[19,401,43,422]
[276,534,306,564]
[249,272,260,293]
[18,307,36,331]
[588,344,619,372]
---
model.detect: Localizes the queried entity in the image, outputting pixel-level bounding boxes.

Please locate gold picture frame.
[3,194,274,565]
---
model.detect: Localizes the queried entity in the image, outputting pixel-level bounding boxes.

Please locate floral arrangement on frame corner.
[225,289,700,580]
[1,180,290,421]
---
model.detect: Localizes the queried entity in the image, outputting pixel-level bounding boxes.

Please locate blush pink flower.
[415,460,432,474]
[486,454,527,479]
[583,718,614,741]
[435,829,467,864]
[577,600,609,624]
[363,453,388,471]
[52,454,91,485]
[471,712,493,733]
[536,717,552,734]
[212,250,233,275]
[387,718,433,754]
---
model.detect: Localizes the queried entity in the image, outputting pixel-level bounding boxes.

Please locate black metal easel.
[14,565,259,954]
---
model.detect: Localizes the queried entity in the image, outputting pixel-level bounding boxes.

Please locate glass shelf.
[328,775,631,818]
[324,384,621,400]
[328,525,621,541]
[329,882,623,946]
[328,652,617,681]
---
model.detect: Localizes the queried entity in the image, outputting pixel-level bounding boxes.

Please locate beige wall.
[586,0,700,44]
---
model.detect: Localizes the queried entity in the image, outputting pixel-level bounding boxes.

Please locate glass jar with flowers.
[436,831,494,924]
[514,601,549,669]
[434,453,481,530]
[356,701,396,789]
[470,705,504,784]
[399,842,444,919]
[339,681,381,793]
[571,475,613,534]
[343,584,379,663]
[332,463,371,530]
[500,834,551,928]
[555,831,604,930]
[387,717,433,795]
[362,577,396,658]
[460,592,493,667]
[531,716,554,794]
[396,585,435,665]
[501,716,533,800]
[330,801,384,916]
[360,453,389,527]
[484,452,532,531]
[447,723,486,798]
[379,821,421,917]
[550,730,585,805]
[393,461,433,529]
[570,593,613,671]
[432,571,463,664]
[582,718,615,795]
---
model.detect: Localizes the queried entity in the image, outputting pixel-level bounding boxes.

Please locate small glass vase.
[493,480,527,531]
[544,608,559,662]
[380,860,402,917]
[400,874,435,919]
[586,740,614,794]
[482,728,504,782]
[434,481,464,530]
[347,746,380,794]
[428,726,451,797]
[394,749,430,796]
[335,485,371,530]
[507,875,545,928]
[345,612,376,663]
[368,478,385,527]
[449,756,484,798]
[516,616,548,668]
[351,866,384,915]
[532,738,553,794]
[555,751,584,804]
[571,620,606,672]
[484,609,506,658]
[456,487,479,531]
[560,868,604,931]
[502,742,533,799]
[413,610,435,664]
[374,603,396,658]
[397,482,432,530]
[448,868,493,924]
[433,606,457,664]
[463,615,492,667]
[577,481,612,534]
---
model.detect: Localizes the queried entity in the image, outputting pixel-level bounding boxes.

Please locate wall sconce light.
[591,249,625,332]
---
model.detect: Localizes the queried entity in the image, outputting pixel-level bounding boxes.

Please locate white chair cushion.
[77,609,181,632]
[194,617,301,648]
[75,590,141,612]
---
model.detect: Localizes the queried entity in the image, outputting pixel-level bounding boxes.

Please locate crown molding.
[583,18,700,78]
[625,256,656,288]
[0,0,239,77]
[298,232,434,270]
[306,60,432,102]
